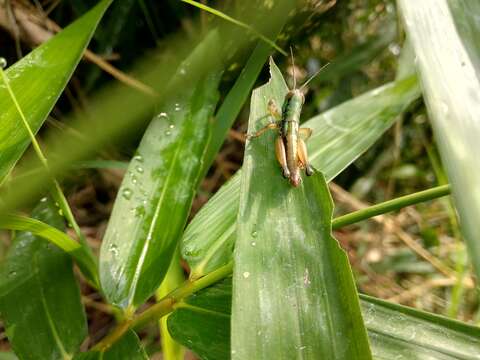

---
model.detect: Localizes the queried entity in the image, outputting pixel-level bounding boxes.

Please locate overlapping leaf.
[0,199,87,360]
[183,64,420,279]
[168,279,480,360]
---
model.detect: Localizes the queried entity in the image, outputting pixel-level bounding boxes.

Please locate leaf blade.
[99,32,222,309]
[398,0,480,280]
[231,60,371,358]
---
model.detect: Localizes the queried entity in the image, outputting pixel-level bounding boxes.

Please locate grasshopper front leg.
[246,99,282,139]
[298,127,314,176]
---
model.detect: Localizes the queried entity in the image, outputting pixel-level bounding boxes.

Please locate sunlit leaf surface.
[0,0,111,185]
[398,0,480,280]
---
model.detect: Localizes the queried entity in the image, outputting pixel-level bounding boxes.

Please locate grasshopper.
[247,52,328,187]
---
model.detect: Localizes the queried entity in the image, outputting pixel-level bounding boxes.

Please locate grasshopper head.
[289,171,302,187]
[286,89,305,105]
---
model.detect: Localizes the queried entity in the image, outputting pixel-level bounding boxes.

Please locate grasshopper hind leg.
[275,136,290,178]
[298,137,314,176]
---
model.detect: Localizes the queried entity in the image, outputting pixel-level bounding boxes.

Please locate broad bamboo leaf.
[183,65,420,279]
[168,279,480,360]
[73,330,147,360]
[100,32,222,309]
[0,199,87,360]
[0,0,111,185]
[397,0,480,280]
[231,61,371,358]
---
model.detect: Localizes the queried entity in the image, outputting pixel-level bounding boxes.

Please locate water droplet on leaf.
[0,58,7,69]
[109,244,119,256]
[243,271,250,279]
[122,188,133,200]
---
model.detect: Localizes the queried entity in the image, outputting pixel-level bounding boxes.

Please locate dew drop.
[0,58,6,69]
[40,197,48,203]
[243,271,250,279]
[251,231,258,238]
[165,130,172,136]
[174,103,181,111]
[133,154,144,162]
[251,241,256,247]
[157,112,169,120]
[58,209,64,216]
[122,188,133,200]
[179,67,186,75]
[8,270,17,278]
[169,124,175,129]
[131,175,138,184]
[109,244,119,256]
[135,165,144,174]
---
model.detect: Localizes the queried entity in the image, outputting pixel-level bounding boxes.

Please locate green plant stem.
[0,68,98,286]
[331,184,451,230]
[93,261,234,351]
[92,185,452,350]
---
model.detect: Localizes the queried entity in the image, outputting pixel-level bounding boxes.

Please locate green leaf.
[362,295,480,359]
[0,213,98,284]
[183,70,420,279]
[168,279,480,360]
[168,279,232,360]
[99,31,222,309]
[74,330,148,360]
[231,60,371,358]
[397,0,480,280]
[0,0,112,185]
[0,199,87,360]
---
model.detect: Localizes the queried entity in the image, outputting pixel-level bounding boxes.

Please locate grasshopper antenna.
[300,62,330,91]
[290,46,296,90]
